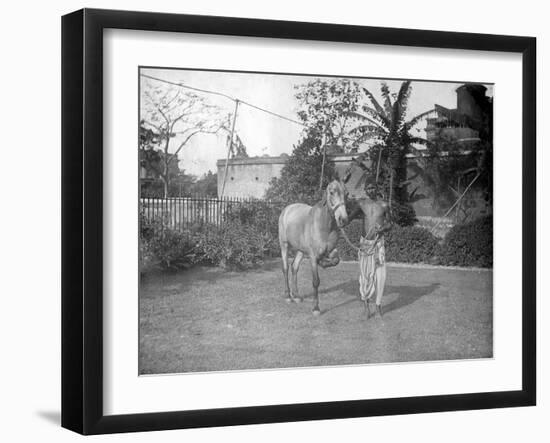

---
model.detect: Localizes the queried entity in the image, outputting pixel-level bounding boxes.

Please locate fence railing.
[140,195,279,231]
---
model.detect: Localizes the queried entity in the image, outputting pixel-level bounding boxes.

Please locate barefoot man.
[347,182,392,317]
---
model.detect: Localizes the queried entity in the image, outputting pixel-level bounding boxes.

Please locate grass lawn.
[139,260,492,374]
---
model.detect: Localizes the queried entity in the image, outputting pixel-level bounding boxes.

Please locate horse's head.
[326,180,348,227]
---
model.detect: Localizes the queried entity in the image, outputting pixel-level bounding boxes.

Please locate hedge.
[139,215,198,271]
[140,206,493,272]
[139,215,277,272]
[438,215,493,267]
[195,221,276,270]
[338,215,492,267]
[338,220,440,264]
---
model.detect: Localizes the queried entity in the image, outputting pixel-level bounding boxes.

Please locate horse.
[278,180,348,315]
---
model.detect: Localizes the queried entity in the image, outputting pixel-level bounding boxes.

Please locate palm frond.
[348,111,385,129]
[362,87,387,120]
[392,81,412,130]
[380,82,393,116]
[349,125,382,136]
[359,105,384,121]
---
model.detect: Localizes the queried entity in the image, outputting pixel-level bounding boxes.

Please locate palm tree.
[347,81,434,225]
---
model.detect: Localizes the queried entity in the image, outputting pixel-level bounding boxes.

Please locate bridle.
[326,183,346,216]
[330,201,345,215]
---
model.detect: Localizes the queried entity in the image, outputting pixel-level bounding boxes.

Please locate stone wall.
[216,156,287,198]
[216,153,490,219]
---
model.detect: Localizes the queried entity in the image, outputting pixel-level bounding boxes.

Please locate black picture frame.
[61,8,536,435]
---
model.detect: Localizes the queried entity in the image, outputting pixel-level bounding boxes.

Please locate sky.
[140,67,493,177]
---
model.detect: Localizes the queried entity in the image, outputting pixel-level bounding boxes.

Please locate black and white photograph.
[138,67,494,375]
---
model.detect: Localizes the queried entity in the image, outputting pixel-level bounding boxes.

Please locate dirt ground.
[139,260,493,374]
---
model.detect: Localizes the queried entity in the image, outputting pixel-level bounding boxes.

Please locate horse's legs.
[281,242,291,302]
[311,257,321,315]
[291,251,304,302]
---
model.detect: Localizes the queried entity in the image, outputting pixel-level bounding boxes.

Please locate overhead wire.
[140,73,307,128]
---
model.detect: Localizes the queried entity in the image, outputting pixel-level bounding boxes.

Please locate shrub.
[338,220,439,264]
[391,201,417,227]
[139,210,156,242]
[224,200,285,257]
[385,225,440,263]
[196,221,276,270]
[225,200,284,238]
[140,214,198,270]
[148,226,198,269]
[439,215,493,267]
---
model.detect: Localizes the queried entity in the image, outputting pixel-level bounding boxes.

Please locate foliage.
[337,220,439,263]
[139,201,281,271]
[439,216,493,267]
[189,170,218,197]
[338,214,491,267]
[140,79,226,197]
[139,124,160,150]
[347,81,435,225]
[148,227,197,269]
[225,199,285,243]
[336,219,363,260]
[196,221,275,270]
[264,132,335,205]
[389,201,418,228]
[294,78,365,153]
[420,131,493,216]
[139,206,492,272]
[139,214,198,270]
[139,135,180,179]
[139,148,198,197]
[384,225,440,263]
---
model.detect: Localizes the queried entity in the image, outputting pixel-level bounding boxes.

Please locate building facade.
[425,84,492,145]
[215,83,492,220]
[216,153,368,200]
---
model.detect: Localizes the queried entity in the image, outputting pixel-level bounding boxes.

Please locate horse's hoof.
[293,297,303,304]
[285,297,293,303]
[312,309,321,316]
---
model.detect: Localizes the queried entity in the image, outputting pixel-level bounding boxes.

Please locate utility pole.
[220,99,239,199]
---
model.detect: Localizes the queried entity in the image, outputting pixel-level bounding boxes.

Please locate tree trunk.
[395,152,408,204]
[161,152,170,198]
[390,148,415,226]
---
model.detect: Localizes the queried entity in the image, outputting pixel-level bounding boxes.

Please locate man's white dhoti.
[358,236,386,306]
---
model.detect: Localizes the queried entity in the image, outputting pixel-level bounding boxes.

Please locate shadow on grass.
[383,283,441,314]
[140,258,283,295]
[317,280,440,315]
[320,297,362,315]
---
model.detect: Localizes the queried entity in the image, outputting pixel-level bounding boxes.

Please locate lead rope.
[338,225,379,255]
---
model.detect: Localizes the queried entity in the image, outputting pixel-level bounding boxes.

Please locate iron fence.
[139,195,281,232]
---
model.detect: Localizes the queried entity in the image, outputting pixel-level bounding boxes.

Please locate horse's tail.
[278,206,288,245]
